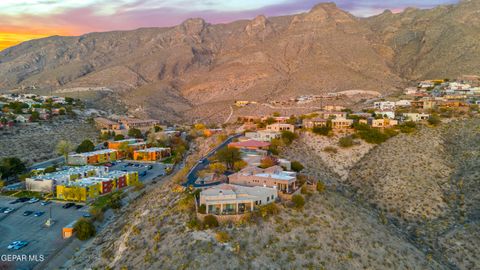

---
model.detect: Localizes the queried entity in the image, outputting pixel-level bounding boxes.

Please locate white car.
[28,198,40,204]
[3,208,15,214]
[7,241,28,250]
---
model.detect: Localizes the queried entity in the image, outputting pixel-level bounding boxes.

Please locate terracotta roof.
[229,140,270,148]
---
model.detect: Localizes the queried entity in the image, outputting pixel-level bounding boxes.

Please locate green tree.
[56,140,73,164]
[291,194,305,209]
[0,157,26,179]
[128,128,143,138]
[215,147,242,170]
[428,114,441,126]
[291,161,304,172]
[260,156,278,169]
[74,218,96,240]
[76,139,95,153]
[154,125,162,132]
[203,215,219,228]
[312,125,331,136]
[280,131,297,145]
[30,111,40,122]
[264,117,275,125]
[114,134,125,141]
[209,163,227,174]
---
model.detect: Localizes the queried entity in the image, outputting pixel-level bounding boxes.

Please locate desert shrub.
[89,207,104,222]
[312,126,331,136]
[428,113,441,126]
[203,215,219,228]
[74,218,96,240]
[323,146,338,153]
[280,131,297,145]
[257,203,280,219]
[215,231,231,243]
[177,195,195,212]
[198,204,206,214]
[291,195,305,209]
[316,181,326,193]
[300,185,310,195]
[356,126,396,144]
[398,121,417,133]
[108,192,123,209]
[338,136,354,148]
[290,161,304,172]
[187,218,202,230]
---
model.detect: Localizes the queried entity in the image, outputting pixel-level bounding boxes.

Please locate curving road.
[183,133,242,188]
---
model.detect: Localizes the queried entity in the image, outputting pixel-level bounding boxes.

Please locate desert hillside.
[1,1,480,121]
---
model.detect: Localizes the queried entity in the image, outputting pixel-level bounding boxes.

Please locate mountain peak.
[245,15,273,37]
[310,2,338,13]
[178,18,207,35]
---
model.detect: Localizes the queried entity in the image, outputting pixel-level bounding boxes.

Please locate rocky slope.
[1,1,480,121]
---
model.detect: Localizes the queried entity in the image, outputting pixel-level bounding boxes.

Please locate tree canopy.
[215,147,242,170]
[76,139,95,153]
[0,157,26,179]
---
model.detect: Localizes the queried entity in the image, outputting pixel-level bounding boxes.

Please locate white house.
[375,110,395,119]
[245,130,281,142]
[403,113,430,122]
[199,184,277,215]
[395,100,412,107]
[374,101,396,110]
[15,115,29,123]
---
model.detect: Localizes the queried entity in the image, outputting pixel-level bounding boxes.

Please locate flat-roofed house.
[200,184,278,215]
[403,113,430,122]
[228,165,297,194]
[133,147,171,161]
[245,130,281,142]
[302,117,327,129]
[68,149,120,165]
[228,140,271,151]
[266,123,295,132]
[331,118,353,129]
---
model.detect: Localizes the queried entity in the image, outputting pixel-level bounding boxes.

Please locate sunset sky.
[0,0,458,51]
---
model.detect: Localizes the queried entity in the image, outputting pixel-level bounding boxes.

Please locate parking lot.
[109,160,169,183]
[0,196,87,269]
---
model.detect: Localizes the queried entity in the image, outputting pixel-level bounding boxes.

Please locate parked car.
[7,241,28,250]
[147,165,153,170]
[82,213,92,218]
[0,207,7,213]
[40,200,51,206]
[23,211,33,216]
[104,163,113,167]
[28,198,40,204]
[17,197,30,203]
[139,171,147,177]
[34,211,45,217]
[75,204,84,209]
[3,208,15,214]
[62,203,75,209]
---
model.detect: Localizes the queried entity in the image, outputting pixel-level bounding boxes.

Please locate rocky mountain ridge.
[1,1,480,121]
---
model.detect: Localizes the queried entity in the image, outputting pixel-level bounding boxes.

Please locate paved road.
[29,157,65,170]
[184,134,242,187]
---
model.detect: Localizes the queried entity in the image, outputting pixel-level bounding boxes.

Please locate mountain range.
[1,1,479,122]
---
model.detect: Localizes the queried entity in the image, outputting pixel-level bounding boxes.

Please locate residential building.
[199,184,278,215]
[133,147,171,161]
[228,165,297,193]
[266,123,295,132]
[403,113,430,122]
[68,149,120,165]
[228,140,271,151]
[331,118,353,129]
[375,110,395,119]
[108,139,145,150]
[56,170,138,201]
[321,111,347,119]
[245,130,281,142]
[374,101,396,110]
[323,105,346,111]
[118,118,160,131]
[94,117,121,130]
[302,118,327,129]
[26,166,107,193]
[360,118,398,128]
[395,100,412,107]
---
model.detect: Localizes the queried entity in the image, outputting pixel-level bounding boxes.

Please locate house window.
[267,197,269,202]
